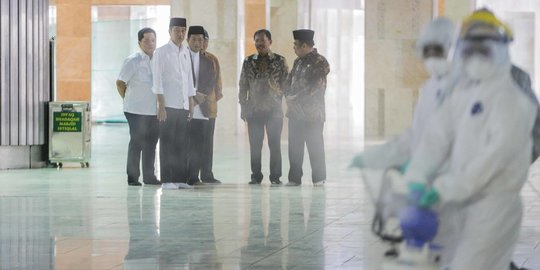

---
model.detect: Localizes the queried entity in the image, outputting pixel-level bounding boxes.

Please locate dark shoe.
[285,181,301,186]
[202,178,222,184]
[270,179,282,185]
[144,179,161,185]
[128,181,142,186]
[250,173,263,184]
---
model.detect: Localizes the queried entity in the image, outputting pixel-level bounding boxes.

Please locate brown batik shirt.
[239,51,289,119]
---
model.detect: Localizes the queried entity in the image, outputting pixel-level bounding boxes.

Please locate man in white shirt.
[152,18,196,189]
[186,26,220,186]
[116,27,160,186]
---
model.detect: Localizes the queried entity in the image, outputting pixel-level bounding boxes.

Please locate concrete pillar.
[364,0,433,138]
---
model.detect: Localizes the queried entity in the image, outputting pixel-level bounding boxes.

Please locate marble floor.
[0,124,539,270]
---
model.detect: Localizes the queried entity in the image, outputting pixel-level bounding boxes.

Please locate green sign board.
[53,111,82,132]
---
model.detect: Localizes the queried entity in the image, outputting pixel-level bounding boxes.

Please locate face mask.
[424,58,450,77]
[464,55,497,80]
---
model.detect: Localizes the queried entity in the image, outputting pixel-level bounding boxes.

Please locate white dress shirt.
[117,51,157,115]
[189,49,208,120]
[152,40,195,110]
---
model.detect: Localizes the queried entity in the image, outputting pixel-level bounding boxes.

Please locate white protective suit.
[359,18,462,267]
[361,18,456,169]
[404,42,537,269]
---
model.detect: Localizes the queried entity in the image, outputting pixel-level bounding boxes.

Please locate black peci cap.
[169,17,187,28]
[188,26,205,37]
[293,29,315,41]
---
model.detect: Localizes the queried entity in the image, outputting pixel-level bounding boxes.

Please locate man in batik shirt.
[239,29,289,185]
[285,29,330,187]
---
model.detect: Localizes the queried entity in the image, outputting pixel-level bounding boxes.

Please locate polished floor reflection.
[0,124,539,269]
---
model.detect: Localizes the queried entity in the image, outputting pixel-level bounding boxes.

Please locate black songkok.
[169,17,187,28]
[293,29,315,41]
[188,26,205,37]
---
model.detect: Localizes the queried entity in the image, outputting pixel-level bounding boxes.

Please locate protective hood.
[417,17,456,57]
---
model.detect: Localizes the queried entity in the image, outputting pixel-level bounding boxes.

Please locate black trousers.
[159,108,189,183]
[124,112,159,183]
[288,119,326,183]
[247,115,283,182]
[188,119,208,183]
[200,118,216,181]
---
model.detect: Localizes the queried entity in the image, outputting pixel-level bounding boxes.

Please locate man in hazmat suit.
[351,17,467,266]
[350,17,456,170]
[403,10,537,270]
[349,17,463,266]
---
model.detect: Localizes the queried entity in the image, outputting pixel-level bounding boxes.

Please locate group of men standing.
[117,17,330,189]
[239,29,330,186]
[117,18,222,189]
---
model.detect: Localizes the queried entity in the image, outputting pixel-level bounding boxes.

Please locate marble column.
[245,0,268,56]
[439,0,475,23]
[55,0,92,101]
[270,0,298,68]
[364,0,433,138]
[443,0,475,22]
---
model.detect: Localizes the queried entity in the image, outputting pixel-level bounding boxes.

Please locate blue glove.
[407,182,440,208]
[349,154,364,169]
